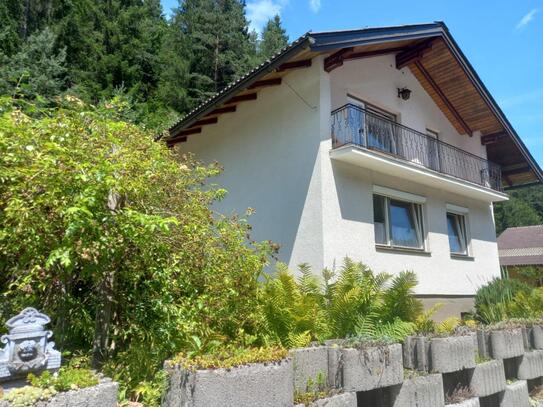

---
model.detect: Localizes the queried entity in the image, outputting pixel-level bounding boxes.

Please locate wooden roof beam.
[502,164,532,176]
[396,38,436,69]
[325,47,406,73]
[192,117,218,127]
[481,132,508,145]
[277,59,312,72]
[226,92,257,104]
[414,61,473,135]
[248,77,282,89]
[167,136,187,147]
[324,47,354,72]
[205,105,237,116]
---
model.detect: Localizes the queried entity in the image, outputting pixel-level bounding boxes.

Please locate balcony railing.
[331,104,502,191]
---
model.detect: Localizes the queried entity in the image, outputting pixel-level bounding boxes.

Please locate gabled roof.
[498,225,543,266]
[164,22,542,188]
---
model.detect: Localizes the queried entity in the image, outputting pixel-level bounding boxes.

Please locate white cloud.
[309,0,321,13]
[247,0,285,34]
[516,9,538,29]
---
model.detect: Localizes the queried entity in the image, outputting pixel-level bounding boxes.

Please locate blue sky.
[161,0,543,166]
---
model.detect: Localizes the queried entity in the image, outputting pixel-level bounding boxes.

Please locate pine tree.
[259,15,288,60]
[175,0,257,105]
[0,27,67,102]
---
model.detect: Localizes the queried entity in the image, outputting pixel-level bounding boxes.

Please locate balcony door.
[347,96,398,155]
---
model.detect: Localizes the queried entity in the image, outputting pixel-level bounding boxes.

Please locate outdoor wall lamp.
[397,87,412,100]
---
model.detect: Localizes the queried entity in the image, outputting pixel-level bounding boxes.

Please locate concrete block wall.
[162,325,543,407]
[0,380,118,407]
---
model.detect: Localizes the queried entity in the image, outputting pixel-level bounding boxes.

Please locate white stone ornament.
[0,307,61,382]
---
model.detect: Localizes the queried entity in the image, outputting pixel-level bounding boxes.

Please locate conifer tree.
[0,28,67,102]
[259,15,288,60]
[175,0,257,104]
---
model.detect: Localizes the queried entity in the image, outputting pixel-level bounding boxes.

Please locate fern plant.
[259,258,422,345]
[259,263,330,347]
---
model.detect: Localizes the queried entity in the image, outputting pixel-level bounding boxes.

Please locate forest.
[0,0,288,131]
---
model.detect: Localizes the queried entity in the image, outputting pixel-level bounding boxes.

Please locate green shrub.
[474,278,532,324]
[0,97,273,405]
[259,258,422,344]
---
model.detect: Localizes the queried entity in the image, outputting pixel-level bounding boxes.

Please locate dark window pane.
[373,195,387,244]
[389,199,421,248]
[447,212,466,254]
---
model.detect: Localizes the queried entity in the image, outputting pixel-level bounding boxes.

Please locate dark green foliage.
[0,0,269,130]
[172,0,257,103]
[0,28,67,103]
[495,185,543,235]
[259,15,288,60]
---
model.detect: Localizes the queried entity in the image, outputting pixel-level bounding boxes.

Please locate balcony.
[330,104,507,202]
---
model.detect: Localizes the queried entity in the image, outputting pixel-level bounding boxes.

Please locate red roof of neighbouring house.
[497,225,543,266]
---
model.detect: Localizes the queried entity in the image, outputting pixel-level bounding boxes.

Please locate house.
[163,22,543,317]
[498,225,543,286]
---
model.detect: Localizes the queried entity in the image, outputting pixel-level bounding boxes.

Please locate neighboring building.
[498,225,543,286]
[163,22,543,317]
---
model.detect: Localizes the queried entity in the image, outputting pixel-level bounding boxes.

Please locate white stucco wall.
[180,58,327,272]
[178,54,502,296]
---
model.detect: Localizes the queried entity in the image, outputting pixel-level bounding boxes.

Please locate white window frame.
[373,187,426,251]
[445,204,471,256]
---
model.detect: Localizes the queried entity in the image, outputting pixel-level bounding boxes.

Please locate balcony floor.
[330,144,509,203]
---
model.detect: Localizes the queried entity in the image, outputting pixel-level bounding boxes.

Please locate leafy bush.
[0,97,272,405]
[474,278,533,323]
[259,258,422,344]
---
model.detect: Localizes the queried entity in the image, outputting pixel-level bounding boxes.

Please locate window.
[373,194,425,249]
[347,96,398,153]
[447,212,469,255]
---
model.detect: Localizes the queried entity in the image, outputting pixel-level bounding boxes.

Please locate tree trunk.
[92,269,115,369]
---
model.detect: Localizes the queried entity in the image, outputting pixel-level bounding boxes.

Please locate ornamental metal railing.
[331,104,502,191]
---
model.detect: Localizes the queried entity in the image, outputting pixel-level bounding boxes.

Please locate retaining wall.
[0,380,118,407]
[163,325,543,407]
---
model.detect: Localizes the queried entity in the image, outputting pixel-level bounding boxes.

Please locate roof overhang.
[164,22,542,189]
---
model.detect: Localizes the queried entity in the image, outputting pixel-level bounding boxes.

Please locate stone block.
[402,336,429,372]
[294,392,357,407]
[0,380,118,407]
[340,343,403,392]
[290,347,330,392]
[498,380,530,407]
[490,329,525,359]
[162,358,293,407]
[327,347,342,389]
[390,373,444,407]
[469,359,506,397]
[517,350,543,380]
[430,335,476,373]
[447,398,480,407]
[476,330,491,360]
[532,326,543,350]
